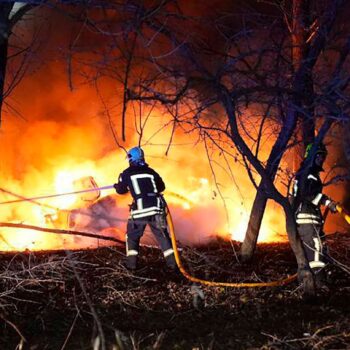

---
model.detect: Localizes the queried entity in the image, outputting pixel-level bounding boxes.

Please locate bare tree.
[240,0,350,262]
[0,2,39,125]
[0,0,110,126]
[56,0,350,295]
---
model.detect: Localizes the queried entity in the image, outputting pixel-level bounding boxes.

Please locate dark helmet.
[304,142,328,159]
[127,147,145,165]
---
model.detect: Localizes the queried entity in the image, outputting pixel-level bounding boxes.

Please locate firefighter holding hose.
[291,143,338,290]
[113,147,176,271]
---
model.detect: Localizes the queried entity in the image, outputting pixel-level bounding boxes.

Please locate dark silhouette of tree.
[35,0,350,296]
[241,0,350,263]
[0,2,37,126]
[0,0,107,126]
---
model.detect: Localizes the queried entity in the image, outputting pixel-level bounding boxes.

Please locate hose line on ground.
[3,184,348,287]
[166,205,297,288]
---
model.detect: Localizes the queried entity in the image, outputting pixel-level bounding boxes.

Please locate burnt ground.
[0,233,350,350]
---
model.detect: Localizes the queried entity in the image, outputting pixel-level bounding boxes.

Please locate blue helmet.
[127,147,145,165]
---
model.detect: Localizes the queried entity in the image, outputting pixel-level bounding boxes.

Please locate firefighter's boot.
[164,249,177,270]
[125,255,137,271]
[314,268,330,294]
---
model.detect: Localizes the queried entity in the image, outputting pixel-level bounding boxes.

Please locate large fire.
[0,8,296,252]
[0,86,288,252]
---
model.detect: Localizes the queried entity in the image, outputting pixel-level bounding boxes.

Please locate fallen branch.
[0,222,125,246]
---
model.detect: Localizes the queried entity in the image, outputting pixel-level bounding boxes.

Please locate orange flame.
[0,59,290,252]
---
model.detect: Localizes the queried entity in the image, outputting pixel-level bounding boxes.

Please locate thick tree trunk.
[293,0,315,155]
[302,72,315,146]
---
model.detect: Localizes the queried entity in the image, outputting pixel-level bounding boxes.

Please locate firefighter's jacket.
[115,164,165,219]
[292,164,331,225]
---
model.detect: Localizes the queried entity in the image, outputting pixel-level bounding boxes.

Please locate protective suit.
[114,147,176,270]
[291,143,337,286]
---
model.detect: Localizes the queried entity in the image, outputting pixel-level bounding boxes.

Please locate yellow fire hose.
[166,207,297,288]
[336,205,350,225]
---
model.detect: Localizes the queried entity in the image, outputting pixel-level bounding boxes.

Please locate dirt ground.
[0,233,350,350]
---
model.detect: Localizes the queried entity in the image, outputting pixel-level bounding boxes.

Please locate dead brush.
[0,235,349,349]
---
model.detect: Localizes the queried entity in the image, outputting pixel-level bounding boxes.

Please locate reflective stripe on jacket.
[292,165,329,225]
[115,164,165,218]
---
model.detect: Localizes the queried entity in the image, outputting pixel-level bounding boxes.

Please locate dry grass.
[0,233,349,349]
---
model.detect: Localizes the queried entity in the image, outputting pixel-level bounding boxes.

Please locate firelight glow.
[54,171,79,209]
[0,63,289,251]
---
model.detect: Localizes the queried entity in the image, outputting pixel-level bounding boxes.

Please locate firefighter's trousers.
[297,222,327,284]
[125,214,176,269]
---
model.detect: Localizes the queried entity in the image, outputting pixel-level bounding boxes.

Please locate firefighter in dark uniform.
[114,147,176,270]
[291,143,338,287]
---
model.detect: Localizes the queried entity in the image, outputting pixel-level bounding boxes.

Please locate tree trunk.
[240,0,314,262]
[240,105,299,261]
[240,184,267,262]
[0,36,8,127]
[0,4,11,127]
[293,0,315,155]
[0,3,36,127]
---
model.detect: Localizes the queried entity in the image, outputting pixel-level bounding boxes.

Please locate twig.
[0,313,27,343]
[60,310,80,350]
[65,250,106,350]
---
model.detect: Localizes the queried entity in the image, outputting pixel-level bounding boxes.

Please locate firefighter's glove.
[328,200,338,213]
